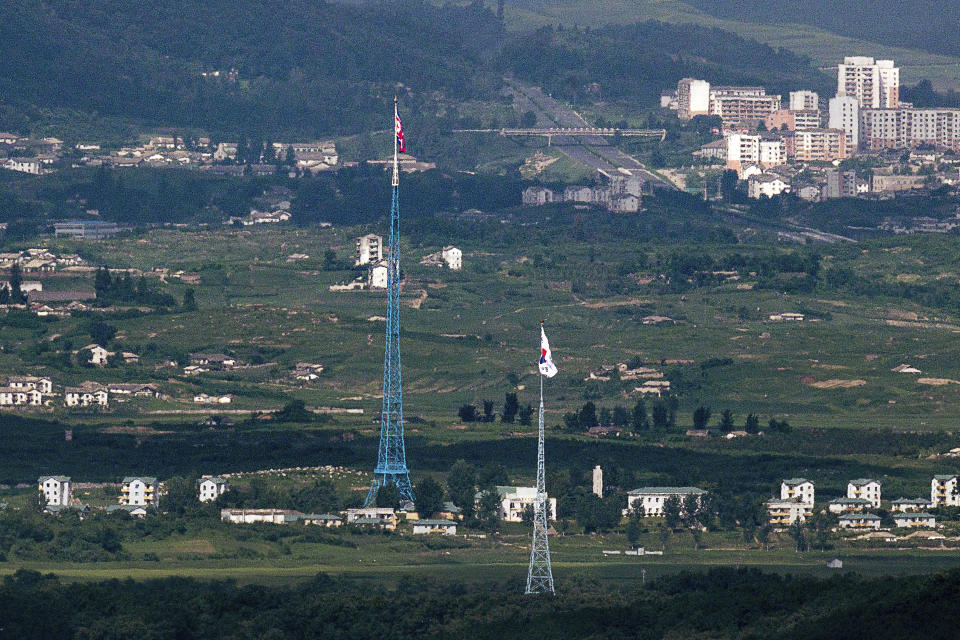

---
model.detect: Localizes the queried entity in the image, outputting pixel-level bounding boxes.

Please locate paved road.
[504,79,675,189]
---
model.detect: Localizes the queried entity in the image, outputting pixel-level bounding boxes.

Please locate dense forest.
[688,0,960,59]
[1,566,959,639]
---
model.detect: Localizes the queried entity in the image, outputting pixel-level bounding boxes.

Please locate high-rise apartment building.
[676,78,711,120]
[789,90,819,111]
[790,129,848,162]
[837,56,899,108]
[710,86,781,125]
[829,96,860,154]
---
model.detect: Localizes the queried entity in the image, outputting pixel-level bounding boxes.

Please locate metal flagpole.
[526,322,555,594]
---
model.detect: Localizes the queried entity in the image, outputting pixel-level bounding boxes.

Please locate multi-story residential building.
[121,476,158,507]
[710,87,781,125]
[726,135,786,175]
[828,497,872,514]
[781,478,815,506]
[368,260,388,289]
[872,173,926,192]
[861,108,960,151]
[747,174,790,199]
[676,78,711,120]
[38,475,71,506]
[766,109,821,132]
[891,497,932,512]
[823,170,858,199]
[838,513,882,530]
[522,186,555,206]
[624,486,706,517]
[931,474,959,507]
[64,383,108,408]
[476,486,558,522]
[829,96,860,154]
[765,499,811,526]
[837,56,899,109]
[789,129,848,162]
[790,90,819,111]
[847,479,882,508]
[892,512,936,529]
[198,477,229,502]
[7,376,53,394]
[0,387,42,407]
[441,246,462,271]
[355,233,383,267]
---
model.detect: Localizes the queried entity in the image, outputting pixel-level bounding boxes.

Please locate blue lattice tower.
[364,98,415,507]
[526,363,555,594]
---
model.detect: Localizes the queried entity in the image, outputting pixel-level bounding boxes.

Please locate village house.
[7,376,53,394]
[292,363,324,381]
[300,514,344,527]
[107,504,149,518]
[45,504,90,519]
[624,486,706,517]
[522,186,555,206]
[441,246,462,271]
[38,475,71,506]
[220,508,302,524]
[892,512,936,528]
[121,476,159,507]
[931,475,959,507]
[765,499,812,527]
[0,386,42,407]
[368,260,388,289]
[189,353,237,369]
[476,486,558,522]
[198,477,229,502]
[412,519,458,535]
[346,507,398,530]
[107,383,160,398]
[84,344,112,367]
[847,479,882,508]
[781,478,815,506]
[828,497,872,514]
[891,497,932,512]
[64,382,108,408]
[838,513,882,530]
[194,394,232,404]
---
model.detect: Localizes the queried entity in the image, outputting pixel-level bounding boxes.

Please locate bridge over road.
[453,127,667,143]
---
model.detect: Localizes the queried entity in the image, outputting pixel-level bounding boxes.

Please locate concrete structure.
[0,387,42,407]
[220,508,301,524]
[300,514,343,527]
[781,478,815,506]
[8,376,53,395]
[38,475,71,506]
[522,186,555,205]
[847,479,882,508]
[838,513,882,530]
[861,108,960,151]
[412,519,457,535]
[368,260,388,289]
[198,477,229,502]
[441,246,462,271]
[892,512,936,529]
[592,465,603,497]
[891,497,932,512]
[827,497,872,514]
[477,486,558,522]
[765,109,821,132]
[355,234,383,267]
[872,174,926,193]
[346,507,398,529]
[765,499,812,526]
[64,383,108,408]
[727,135,786,175]
[625,486,706,517]
[790,91,819,111]
[710,86,781,125]
[829,96,860,154]
[676,78,711,120]
[121,476,158,507]
[748,174,790,199]
[53,220,120,240]
[824,170,858,199]
[837,57,899,109]
[931,475,959,507]
[87,345,110,366]
[790,129,848,162]
[107,505,149,518]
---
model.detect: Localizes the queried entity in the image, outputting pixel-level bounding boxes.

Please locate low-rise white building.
[121,476,158,507]
[838,513,881,530]
[625,486,706,517]
[368,260,388,289]
[766,499,812,526]
[412,519,457,535]
[931,474,959,507]
[891,497,932,512]
[748,174,790,199]
[0,386,42,407]
[38,475,71,506]
[441,246,462,271]
[892,512,936,529]
[64,383,108,408]
[828,497,872,514]
[300,514,343,527]
[847,479,882,508]
[781,478,815,507]
[346,507,397,530]
[107,504,149,518]
[220,508,301,524]
[7,376,53,394]
[198,477,229,502]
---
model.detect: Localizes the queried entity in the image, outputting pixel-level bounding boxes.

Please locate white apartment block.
[766,499,811,527]
[710,87,781,125]
[121,476,158,507]
[892,512,936,529]
[931,475,959,507]
[355,233,383,267]
[198,477,229,502]
[790,90,819,111]
[847,479,882,508]
[726,135,785,175]
[861,108,960,151]
[829,96,860,154]
[781,478,815,506]
[624,486,706,517]
[38,475,71,506]
[791,129,848,162]
[676,78,711,120]
[838,513,881,530]
[441,246,462,271]
[837,56,899,109]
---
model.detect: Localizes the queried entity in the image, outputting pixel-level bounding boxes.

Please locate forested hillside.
[688,0,960,58]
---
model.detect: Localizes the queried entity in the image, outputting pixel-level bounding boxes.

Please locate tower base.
[363,471,415,507]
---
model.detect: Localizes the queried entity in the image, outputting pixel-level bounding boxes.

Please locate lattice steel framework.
[364,98,415,506]
[526,353,555,594]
